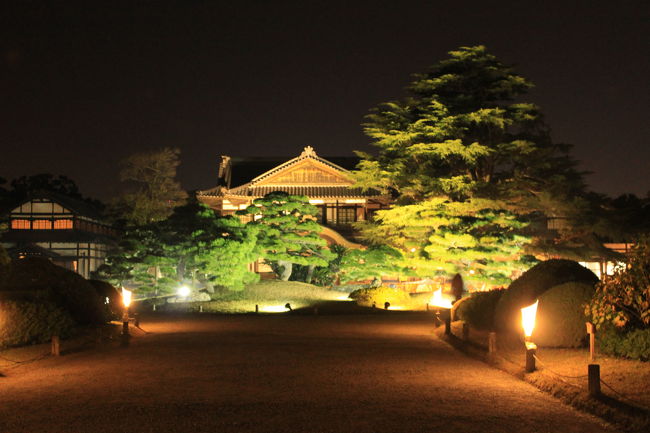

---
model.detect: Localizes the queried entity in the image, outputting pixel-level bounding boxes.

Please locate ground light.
[429,288,453,334]
[521,300,539,372]
[177,285,191,298]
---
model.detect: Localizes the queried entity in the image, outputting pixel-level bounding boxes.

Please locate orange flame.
[430,288,453,309]
[122,288,132,308]
[521,300,538,338]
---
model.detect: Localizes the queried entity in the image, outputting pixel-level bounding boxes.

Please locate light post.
[521,300,538,372]
[121,288,132,342]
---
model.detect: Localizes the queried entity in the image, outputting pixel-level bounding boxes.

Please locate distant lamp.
[178,285,191,298]
[121,288,132,340]
[122,288,132,309]
[521,300,539,372]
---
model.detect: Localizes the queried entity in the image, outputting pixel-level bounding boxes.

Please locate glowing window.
[53,219,73,229]
[32,219,53,229]
[11,219,31,229]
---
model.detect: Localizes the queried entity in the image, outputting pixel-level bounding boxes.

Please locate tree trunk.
[305,264,315,284]
[277,260,293,281]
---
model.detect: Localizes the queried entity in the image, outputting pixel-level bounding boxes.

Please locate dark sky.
[1,0,648,200]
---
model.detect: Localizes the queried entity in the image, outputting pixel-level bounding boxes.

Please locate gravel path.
[0,314,618,433]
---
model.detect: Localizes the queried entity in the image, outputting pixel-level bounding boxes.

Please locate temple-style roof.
[199,146,382,199]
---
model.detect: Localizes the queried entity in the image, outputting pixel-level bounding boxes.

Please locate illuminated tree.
[354,46,587,285]
[239,192,335,281]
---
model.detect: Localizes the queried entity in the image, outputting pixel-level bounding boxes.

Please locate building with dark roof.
[0,191,116,278]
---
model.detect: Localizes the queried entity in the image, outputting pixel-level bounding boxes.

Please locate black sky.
[1,0,648,200]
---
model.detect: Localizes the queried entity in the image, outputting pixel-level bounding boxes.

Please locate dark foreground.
[0,313,616,433]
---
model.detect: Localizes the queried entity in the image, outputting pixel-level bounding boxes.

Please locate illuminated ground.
[0,313,616,433]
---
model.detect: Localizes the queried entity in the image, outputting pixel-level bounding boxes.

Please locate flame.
[521,300,539,338]
[430,288,453,309]
[122,288,132,308]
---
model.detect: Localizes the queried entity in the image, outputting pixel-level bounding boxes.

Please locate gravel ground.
[0,313,618,433]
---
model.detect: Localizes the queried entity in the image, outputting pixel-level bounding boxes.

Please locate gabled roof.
[199,147,383,199]
[6,190,105,220]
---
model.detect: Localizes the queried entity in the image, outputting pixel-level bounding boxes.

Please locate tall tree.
[354,46,588,286]
[239,192,335,281]
[116,147,187,225]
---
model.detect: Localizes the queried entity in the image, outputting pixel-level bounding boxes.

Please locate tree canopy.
[353,46,589,286]
[239,192,335,281]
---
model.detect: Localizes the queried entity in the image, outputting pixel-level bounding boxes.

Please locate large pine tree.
[354,46,589,287]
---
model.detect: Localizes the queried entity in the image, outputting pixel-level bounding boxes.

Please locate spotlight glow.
[122,288,132,308]
[178,286,191,298]
[521,300,539,338]
[429,288,453,309]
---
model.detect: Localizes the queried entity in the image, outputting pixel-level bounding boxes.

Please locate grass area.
[155,280,353,314]
[442,320,650,433]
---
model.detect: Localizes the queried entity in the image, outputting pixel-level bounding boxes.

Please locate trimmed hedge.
[0,258,107,325]
[533,282,594,347]
[0,300,75,348]
[494,259,598,333]
[597,327,650,361]
[349,286,411,308]
[453,289,505,330]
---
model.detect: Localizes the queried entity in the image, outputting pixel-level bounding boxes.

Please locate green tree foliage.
[338,245,404,284]
[587,237,650,331]
[115,147,187,225]
[239,192,335,281]
[96,200,258,293]
[353,46,589,283]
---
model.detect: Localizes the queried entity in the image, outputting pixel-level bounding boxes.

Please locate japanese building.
[198,146,390,246]
[0,191,116,278]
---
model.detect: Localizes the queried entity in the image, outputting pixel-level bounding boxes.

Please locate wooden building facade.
[0,192,116,279]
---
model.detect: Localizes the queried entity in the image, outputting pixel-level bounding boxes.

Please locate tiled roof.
[224,185,381,198]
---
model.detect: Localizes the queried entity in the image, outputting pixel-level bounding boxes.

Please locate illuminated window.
[53,219,73,229]
[32,219,53,229]
[11,219,31,229]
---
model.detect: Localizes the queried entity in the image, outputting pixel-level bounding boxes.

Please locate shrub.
[586,237,650,331]
[533,282,594,347]
[454,289,505,330]
[597,327,650,361]
[0,299,76,348]
[349,286,411,308]
[494,259,598,333]
[1,258,107,325]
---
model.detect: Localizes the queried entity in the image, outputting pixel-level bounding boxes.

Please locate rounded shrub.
[1,258,108,325]
[349,286,411,308]
[494,259,598,333]
[532,282,594,347]
[454,289,505,330]
[0,299,76,348]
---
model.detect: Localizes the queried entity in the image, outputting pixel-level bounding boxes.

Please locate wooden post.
[586,322,596,361]
[199,305,203,313]
[255,304,259,313]
[462,322,470,341]
[525,342,537,372]
[51,336,60,356]
[152,303,156,312]
[434,309,441,327]
[426,303,429,312]
[588,364,601,397]
[444,310,451,336]
[488,332,497,355]
[134,313,140,328]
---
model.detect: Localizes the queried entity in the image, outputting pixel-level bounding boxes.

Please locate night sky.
[1,0,648,200]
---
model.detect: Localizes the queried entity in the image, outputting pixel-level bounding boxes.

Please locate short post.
[462,322,470,341]
[255,304,259,314]
[152,303,156,312]
[134,313,140,328]
[586,322,596,361]
[488,332,497,355]
[51,335,60,356]
[434,308,441,327]
[426,303,429,312]
[588,364,601,397]
[444,310,451,336]
[525,342,537,372]
[199,305,203,313]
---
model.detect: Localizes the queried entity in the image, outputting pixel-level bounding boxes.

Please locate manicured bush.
[597,327,650,361]
[454,289,505,330]
[494,259,598,333]
[0,258,107,325]
[0,299,76,348]
[533,282,594,347]
[349,286,411,308]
